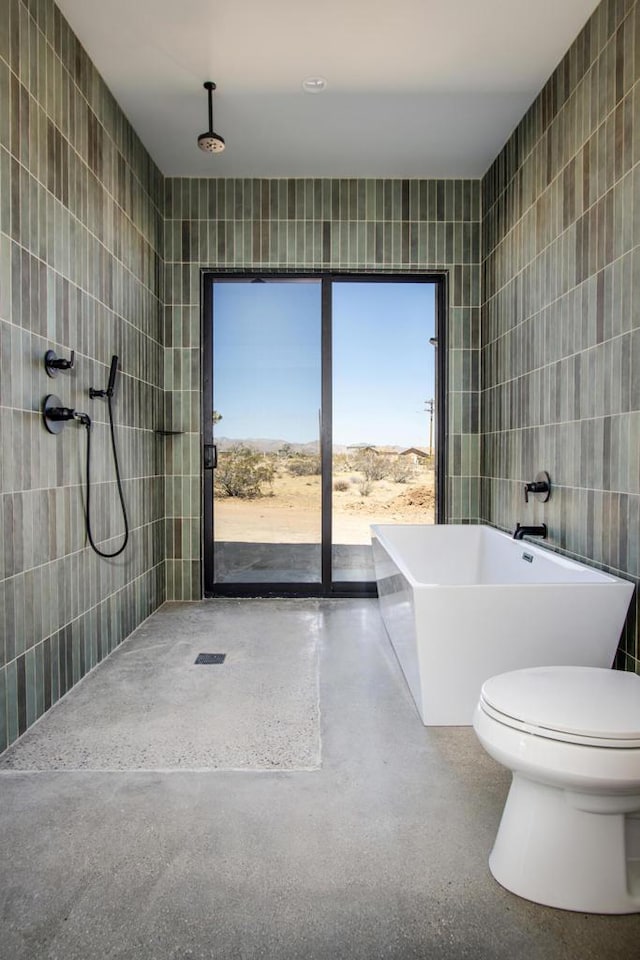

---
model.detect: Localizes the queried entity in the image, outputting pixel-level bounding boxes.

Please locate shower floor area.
[0,599,639,959]
[0,601,321,772]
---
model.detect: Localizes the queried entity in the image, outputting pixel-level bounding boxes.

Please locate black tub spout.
[513,523,547,541]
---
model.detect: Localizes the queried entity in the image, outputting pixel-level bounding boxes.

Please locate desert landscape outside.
[212,442,435,582]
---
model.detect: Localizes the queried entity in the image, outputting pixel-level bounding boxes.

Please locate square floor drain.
[195,653,226,665]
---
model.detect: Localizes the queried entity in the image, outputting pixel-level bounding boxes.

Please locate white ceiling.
[56,0,601,179]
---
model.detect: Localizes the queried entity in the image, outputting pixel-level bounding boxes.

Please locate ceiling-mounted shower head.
[197,81,225,153]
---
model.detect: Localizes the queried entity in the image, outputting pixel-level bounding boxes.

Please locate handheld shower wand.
[90,355,119,399]
[86,355,129,558]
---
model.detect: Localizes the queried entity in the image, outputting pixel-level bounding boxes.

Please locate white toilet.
[473,665,640,913]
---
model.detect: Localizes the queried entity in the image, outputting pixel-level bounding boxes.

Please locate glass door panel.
[211,281,322,585]
[203,274,441,596]
[331,282,436,582]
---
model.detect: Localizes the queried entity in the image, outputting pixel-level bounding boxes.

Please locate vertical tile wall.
[0,0,165,750]
[10,0,636,747]
[163,178,482,599]
[482,0,640,671]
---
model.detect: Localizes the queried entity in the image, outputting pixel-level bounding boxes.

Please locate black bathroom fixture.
[524,471,551,503]
[197,81,225,153]
[513,523,548,541]
[87,355,129,558]
[42,394,89,433]
[89,354,119,399]
[42,357,129,558]
[44,349,75,378]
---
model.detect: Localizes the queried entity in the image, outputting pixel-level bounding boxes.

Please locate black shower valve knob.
[44,349,75,377]
[523,471,551,503]
[47,404,75,421]
[42,394,90,434]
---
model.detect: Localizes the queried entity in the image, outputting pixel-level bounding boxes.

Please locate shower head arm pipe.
[205,81,215,131]
[198,81,225,152]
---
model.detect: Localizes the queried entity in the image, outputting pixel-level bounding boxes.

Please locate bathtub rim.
[370,523,633,590]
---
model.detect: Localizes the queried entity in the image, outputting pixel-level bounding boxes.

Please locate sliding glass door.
[208,281,322,585]
[332,282,437,582]
[202,274,442,596]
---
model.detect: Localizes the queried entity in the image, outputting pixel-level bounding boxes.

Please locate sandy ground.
[214,466,435,544]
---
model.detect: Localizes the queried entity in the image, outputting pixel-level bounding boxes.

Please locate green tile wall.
[163,178,482,599]
[6,0,637,750]
[482,0,640,672]
[0,0,165,750]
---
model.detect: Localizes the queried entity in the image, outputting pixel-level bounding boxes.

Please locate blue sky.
[212,280,435,447]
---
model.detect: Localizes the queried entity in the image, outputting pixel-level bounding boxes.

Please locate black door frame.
[201,270,448,598]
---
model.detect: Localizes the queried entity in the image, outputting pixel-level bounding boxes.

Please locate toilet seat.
[480,666,640,749]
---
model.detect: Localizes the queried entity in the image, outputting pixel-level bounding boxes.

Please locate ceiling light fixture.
[197,81,225,153]
[302,77,327,94]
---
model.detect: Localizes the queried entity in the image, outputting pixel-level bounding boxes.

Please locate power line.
[424,399,434,456]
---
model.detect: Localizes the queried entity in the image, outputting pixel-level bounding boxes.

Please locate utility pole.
[424,399,434,457]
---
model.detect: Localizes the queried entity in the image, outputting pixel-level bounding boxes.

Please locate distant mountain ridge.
[215,437,323,454]
[215,438,410,455]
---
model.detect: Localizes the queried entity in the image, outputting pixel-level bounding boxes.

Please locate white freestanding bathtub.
[371,524,635,726]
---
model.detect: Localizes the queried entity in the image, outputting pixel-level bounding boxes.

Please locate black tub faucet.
[513,523,548,541]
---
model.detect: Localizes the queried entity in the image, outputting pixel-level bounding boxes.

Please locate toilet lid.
[480,666,640,746]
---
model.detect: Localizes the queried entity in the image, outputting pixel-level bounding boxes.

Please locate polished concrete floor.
[0,599,639,959]
[0,602,321,771]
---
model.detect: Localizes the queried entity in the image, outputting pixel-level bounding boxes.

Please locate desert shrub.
[354,450,388,481]
[215,445,274,499]
[287,456,321,476]
[358,479,372,497]
[388,458,415,483]
[333,480,349,492]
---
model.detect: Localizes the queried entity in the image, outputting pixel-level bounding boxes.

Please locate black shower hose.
[82,395,129,558]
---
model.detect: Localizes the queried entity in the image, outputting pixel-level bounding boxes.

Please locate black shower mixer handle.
[523,471,551,504]
[44,349,75,377]
[524,480,546,502]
